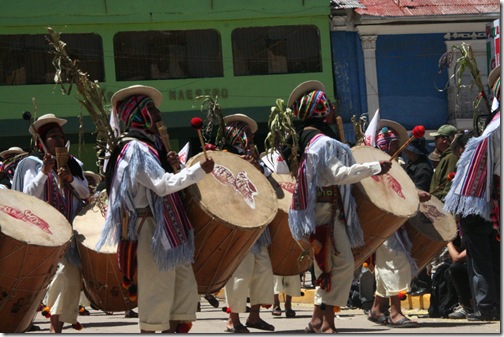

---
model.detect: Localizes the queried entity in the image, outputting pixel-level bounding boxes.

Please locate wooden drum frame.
[0,189,72,332]
[185,151,278,295]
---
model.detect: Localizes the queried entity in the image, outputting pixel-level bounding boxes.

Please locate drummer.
[367,120,431,328]
[221,113,276,333]
[286,80,391,333]
[97,85,214,333]
[0,146,28,189]
[12,114,90,333]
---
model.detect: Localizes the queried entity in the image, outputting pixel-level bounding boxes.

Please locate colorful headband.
[292,90,329,122]
[118,95,154,130]
[224,121,252,150]
[376,127,399,152]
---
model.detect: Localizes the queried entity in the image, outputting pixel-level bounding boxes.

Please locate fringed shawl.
[444,112,500,221]
[97,140,194,271]
[289,134,364,248]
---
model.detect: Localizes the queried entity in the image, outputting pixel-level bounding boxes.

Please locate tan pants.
[313,218,354,307]
[374,237,412,297]
[273,275,301,297]
[224,246,274,313]
[45,255,82,324]
[137,216,199,331]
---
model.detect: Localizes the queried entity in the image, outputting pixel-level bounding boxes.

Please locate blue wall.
[331,31,366,142]
[376,33,449,130]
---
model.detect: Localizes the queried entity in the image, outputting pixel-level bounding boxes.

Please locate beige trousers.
[374,237,412,297]
[224,246,274,313]
[273,275,301,297]
[137,216,199,331]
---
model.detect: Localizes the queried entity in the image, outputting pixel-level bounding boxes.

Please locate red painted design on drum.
[212,165,258,209]
[384,173,405,199]
[278,182,295,193]
[0,205,52,234]
[369,174,405,199]
[423,204,445,223]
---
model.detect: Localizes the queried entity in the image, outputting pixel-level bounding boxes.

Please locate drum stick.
[156,121,179,173]
[430,172,456,194]
[336,116,346,143]
[55,147,68,192]
[388,125,425,162]
[191,117,209,160]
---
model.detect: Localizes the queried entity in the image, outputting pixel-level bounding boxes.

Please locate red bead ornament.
[42,306,51,318]
[226,306,232,314]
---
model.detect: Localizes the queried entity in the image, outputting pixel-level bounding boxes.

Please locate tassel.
[128,284,138,302]
[398,290,407,301]
[72,322,83,330]
[176,322,193,333]
[42,306,51,318]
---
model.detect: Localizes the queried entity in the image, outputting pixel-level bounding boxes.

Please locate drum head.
[407,195,457,242]
[351,146,419,218]
[267,173,295,213]
[73,192,116,253]
[0,189,71,246]
[186,151,278,229]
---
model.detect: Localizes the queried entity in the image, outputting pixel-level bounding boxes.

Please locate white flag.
[103,108,121,172]
[178,142,190,165]
[363,109,380,147]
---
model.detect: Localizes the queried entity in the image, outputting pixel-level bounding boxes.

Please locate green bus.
[0,0,335,169]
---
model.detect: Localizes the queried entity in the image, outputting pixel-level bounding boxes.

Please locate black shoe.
[410,288,428,296]
[205,294,219,308]
[467,309,499,321]
[125,309,138,318]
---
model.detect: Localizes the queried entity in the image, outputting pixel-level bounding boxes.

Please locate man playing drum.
[286,81,391,333]
[367,123,431,328]
[97,85,214,333]
[12,114,90,333]
[222,113,276,333]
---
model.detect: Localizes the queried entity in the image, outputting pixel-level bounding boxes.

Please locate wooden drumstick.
[156,121,179,173]
[336,116,346,143]
[430,172,456,194]
[388,125,425,162]
[55,146,68,191]
[191,117,209,160]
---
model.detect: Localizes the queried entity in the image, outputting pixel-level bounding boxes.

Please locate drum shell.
[0,189,71,333]
[405,196,457,272]
[266,173,313,276]
[350,146,420,270]
[73,195,138,312]
[185,151,278,294]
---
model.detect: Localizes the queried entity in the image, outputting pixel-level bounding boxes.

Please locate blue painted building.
[329,0,500,142]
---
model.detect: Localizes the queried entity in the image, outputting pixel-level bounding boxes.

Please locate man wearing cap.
[286,80,391,333]
[429,124,459,200]
[12,114,90,333]
[444,65,500,321]
[97,85,214,333]
[221,113,276,333]
[0,146,28,189]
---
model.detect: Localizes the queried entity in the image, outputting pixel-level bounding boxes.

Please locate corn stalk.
[438,42,492,136]
[194,95,226,149]
[46,27,119,174]
[264,98,298,177]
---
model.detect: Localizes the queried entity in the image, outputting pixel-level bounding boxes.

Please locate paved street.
[26,298,501,334]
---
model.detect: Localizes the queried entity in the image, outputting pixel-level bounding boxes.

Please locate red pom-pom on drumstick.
[447,171,456,181]
[411,125,425,139]
[191,117,208,160]
[389,125,425,162]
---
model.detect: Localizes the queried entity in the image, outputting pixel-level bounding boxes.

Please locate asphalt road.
[25,298,501,334]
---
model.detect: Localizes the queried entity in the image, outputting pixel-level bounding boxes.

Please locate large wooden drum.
[73,191,137,312]
[0,189,71,332]
[185,151,278,294]
[351,146,419,270]
[266,172,313,276]
[405,195,457,272]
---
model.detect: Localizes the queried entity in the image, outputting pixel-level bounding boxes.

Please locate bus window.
[0,33,104,86]
[232,25,322,76]
[113,29,223,81]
